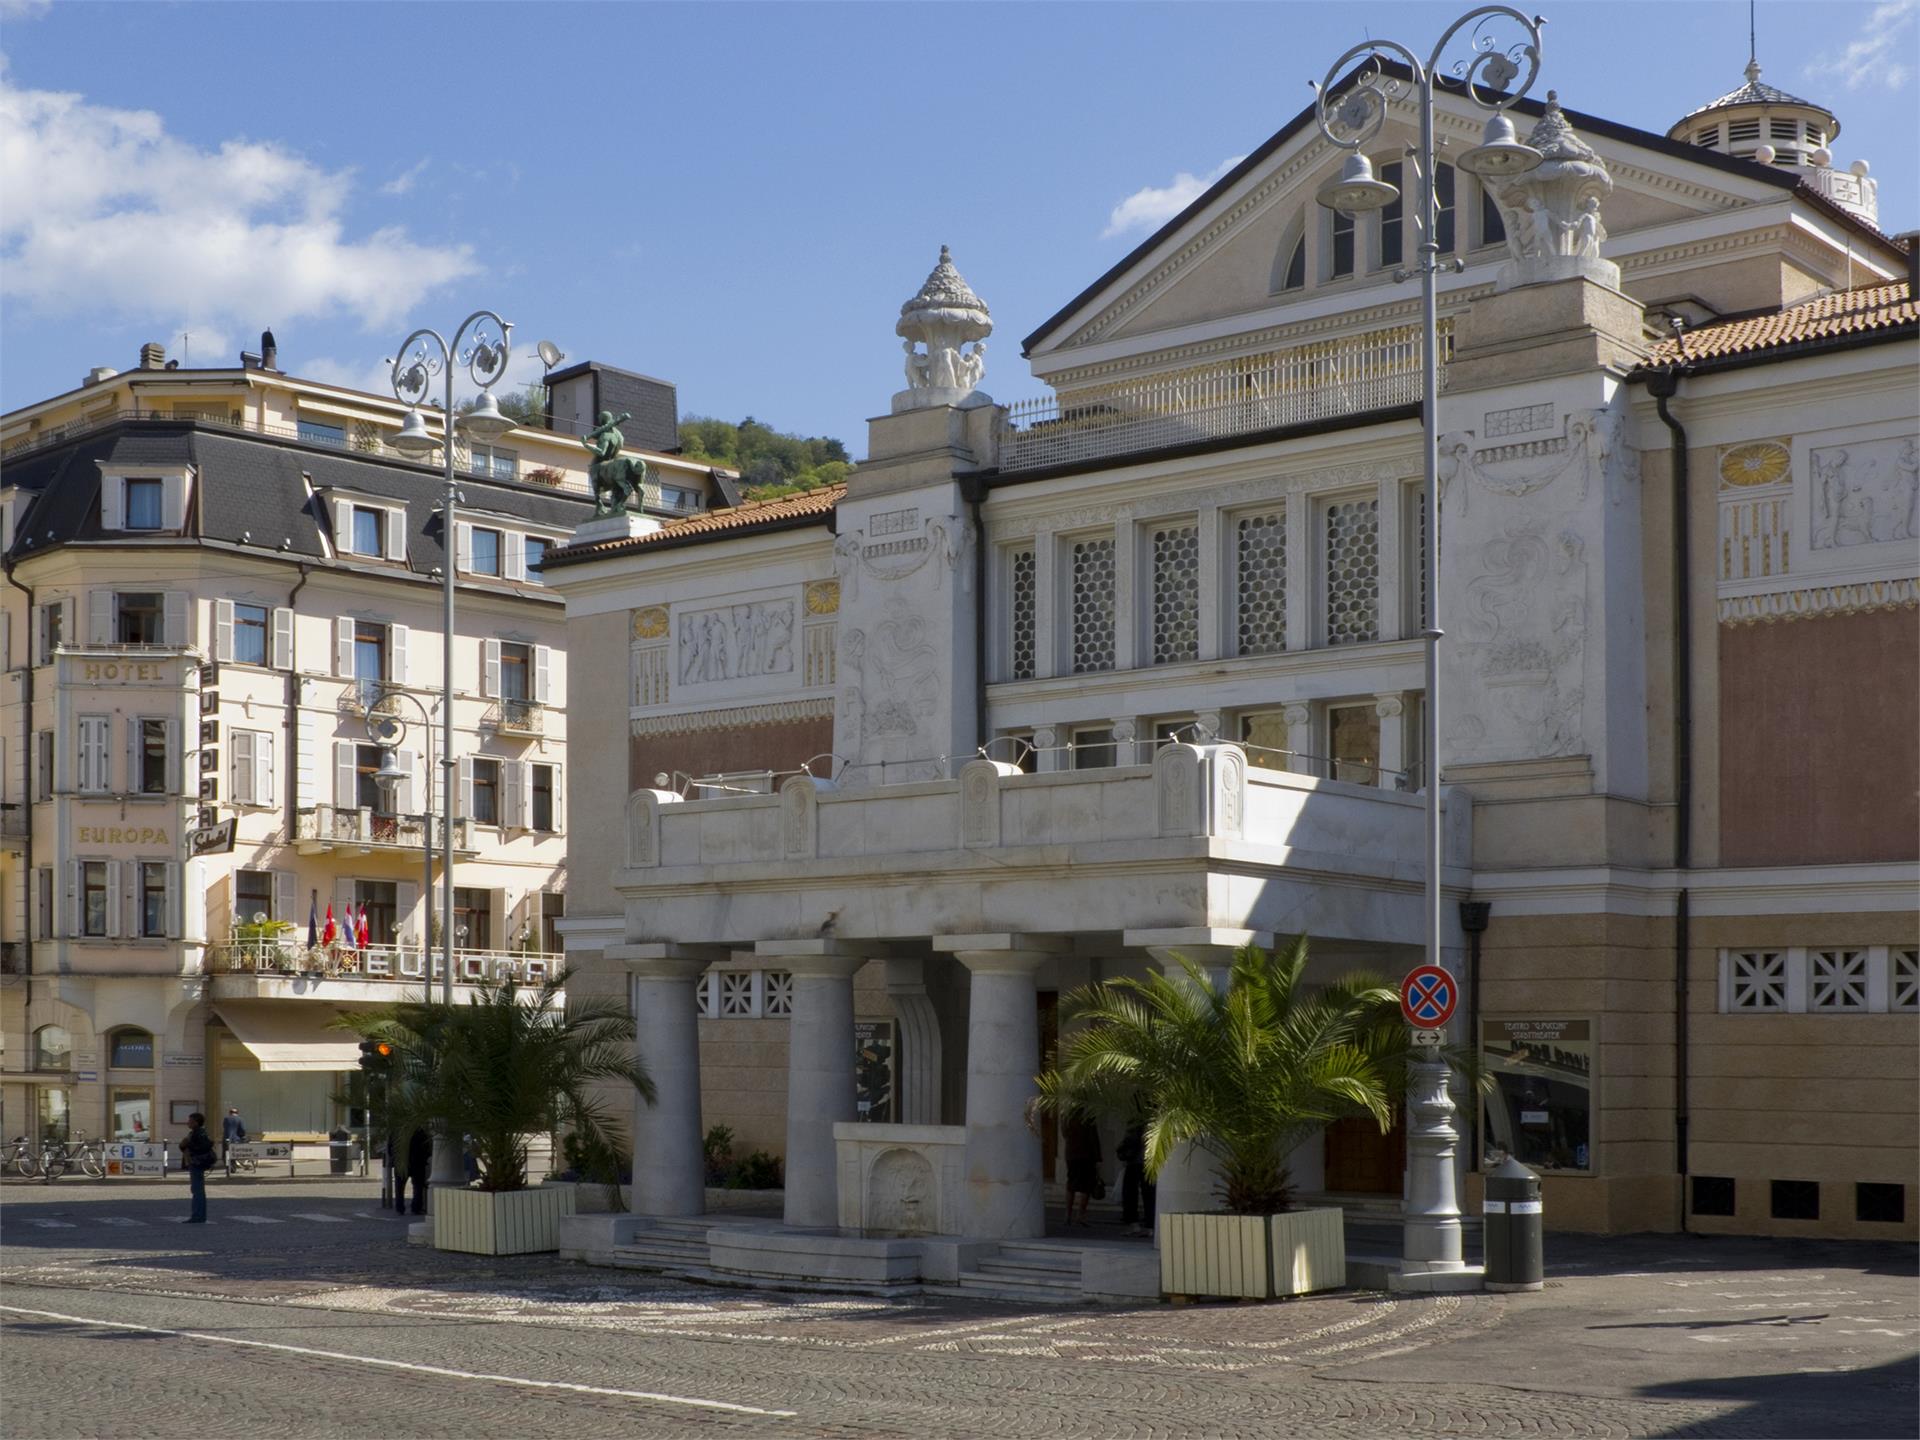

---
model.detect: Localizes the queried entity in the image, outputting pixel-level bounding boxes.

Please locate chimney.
[261,329,278,371]
[1896,231,1920,295]
[83,366,120,387]
[138,341,166,370]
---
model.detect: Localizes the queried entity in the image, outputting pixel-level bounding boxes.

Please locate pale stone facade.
[0,343,727,1152]
[548,72,1915,1255]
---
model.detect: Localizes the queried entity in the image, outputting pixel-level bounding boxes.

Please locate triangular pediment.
[1024,81,1840,368]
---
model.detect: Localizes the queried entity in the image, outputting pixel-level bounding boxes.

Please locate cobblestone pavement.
[2,1183,1914,1439]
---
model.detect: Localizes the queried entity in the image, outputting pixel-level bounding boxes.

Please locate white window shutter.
[504,532,526,582]
[534,645,552,704]
[34,607,48,665]
[164,592,188,648]
[36,732,53,801]
[458,756,473,819]
[335,616,354,676]
[106,861,123,938]
[164,861,182,939]
[396,747,416,813]
[389,624,409,686]
[101,476,125,531]
[333,499,353,554]
[334,740,357,809]
[31,869,44,940]
[482,638,501,698]
[550,764,564,833]
[165,719,180,795]
[162,473,187,530]
[397,880,419,946]
[214,600,235,661]
[504,760,528,829]
[271,607,294,670]
[124,718,139,795]
[455,523,473,572]
[384,508,406,561]
[273,870,296,925]
[230,730,252,805]
[89,590,114,645]
[66,860,81,937]
[59,598,75,653]
[256,731,275,807]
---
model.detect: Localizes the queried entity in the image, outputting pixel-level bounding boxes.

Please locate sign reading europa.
[77,825,170,847]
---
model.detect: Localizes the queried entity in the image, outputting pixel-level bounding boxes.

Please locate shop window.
[1770,1179,1820,1221]
[37,1087,71,1142]
[110,1088,153,1140]
[33,1024,71,1072]
[1481,1018,1592,1173]
[1857,1182,1906,1225]
[110,1028,155,1068]
[1691,1175,1736,1217]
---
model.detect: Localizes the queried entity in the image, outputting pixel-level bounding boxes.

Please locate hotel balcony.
[996,319,1449,473]
[207,939,563,1004]
[293,805,474,857]
[482,697,545,737]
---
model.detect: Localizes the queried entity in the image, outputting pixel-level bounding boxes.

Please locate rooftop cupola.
[1668,56,1877,227]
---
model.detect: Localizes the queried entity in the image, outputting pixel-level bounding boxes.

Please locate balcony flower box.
[433,1181,578,1256]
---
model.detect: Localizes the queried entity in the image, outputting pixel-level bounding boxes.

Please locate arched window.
[33,1024,71,1072]
[1282,235,1307,291]
[109,1027,155,1069]
[1432,162,1456,254]
[1378,161,1404,268]
[1272,211,1308,294]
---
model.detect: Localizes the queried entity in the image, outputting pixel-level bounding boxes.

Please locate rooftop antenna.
[1748,0,1756,66]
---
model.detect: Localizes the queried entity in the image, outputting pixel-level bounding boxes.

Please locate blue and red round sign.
[1400,965,1458,1028]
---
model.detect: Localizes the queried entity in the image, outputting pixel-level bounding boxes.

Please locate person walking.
[220,1106,247,1167]
[403,1126,432,1216]
[181,1112,216,1224]
[1118,1116,1156,1237]
[1063,1108,1103,1228]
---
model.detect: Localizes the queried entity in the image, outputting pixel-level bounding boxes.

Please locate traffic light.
[357,1039,392,1074]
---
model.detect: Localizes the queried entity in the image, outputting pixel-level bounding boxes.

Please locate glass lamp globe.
[391,407,439,459]
[1316,151,1400,213]
[460,390,516,442]
[1458,111,1543,178]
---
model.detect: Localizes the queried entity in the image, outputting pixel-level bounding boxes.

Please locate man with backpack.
[181,1112,217,1223]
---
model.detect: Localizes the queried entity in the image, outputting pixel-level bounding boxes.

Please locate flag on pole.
[357,904,371,950]
[321,903,337,947]
[307,892,319,948]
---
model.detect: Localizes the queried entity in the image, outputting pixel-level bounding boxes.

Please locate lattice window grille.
[1236,509,1287,656]
[764,970,794,1017]
[1324,497,1380,646]
[1892,950,1920,1012]
[1150,523,1200,666]
[1070,536,1116,674]
[1728,950,1787,1011]
[695,974,716,1018]
[1008,546,1037,681]
[718,971,757,1018]
[1810,949,1870,1011]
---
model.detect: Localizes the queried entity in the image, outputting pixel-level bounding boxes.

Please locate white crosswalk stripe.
[230,1215,282,1225]
[98,1217,145,1227]
[290,1212,351,1224]
[24,1219,75,1229]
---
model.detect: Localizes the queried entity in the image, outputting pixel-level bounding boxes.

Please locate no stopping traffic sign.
[1400,965,1458,1028]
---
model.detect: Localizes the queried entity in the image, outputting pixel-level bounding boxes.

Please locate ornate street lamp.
[1313,7,1545,1286]
[384,311,513,1193]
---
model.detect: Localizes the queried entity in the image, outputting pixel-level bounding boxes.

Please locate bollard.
[1483,1155,1544,1292]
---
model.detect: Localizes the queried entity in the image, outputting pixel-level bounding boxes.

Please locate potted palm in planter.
[1038,938,1419,1300]
[345,976,653,1255]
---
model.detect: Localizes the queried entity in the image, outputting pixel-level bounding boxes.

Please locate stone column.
[611,943,717,1217]
[935,933,1067,1239]
[1131,928,1272,1228]
[1375,693,1408,791]
[758,940,866,1229]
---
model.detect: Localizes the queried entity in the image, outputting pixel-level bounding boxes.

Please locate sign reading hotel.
[77,659,172,683]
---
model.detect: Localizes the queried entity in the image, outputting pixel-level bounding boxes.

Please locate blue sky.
[2,1,1913,458]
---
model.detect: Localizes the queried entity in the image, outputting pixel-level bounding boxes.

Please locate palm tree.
[344,977,654,1194]
[1036,938,1417,1215]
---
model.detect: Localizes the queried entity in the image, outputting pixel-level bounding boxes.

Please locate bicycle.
[7,1136,42,1179]
[62,1132,107,1179]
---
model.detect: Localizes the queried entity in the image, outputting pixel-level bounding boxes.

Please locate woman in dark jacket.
[1063,1108,1103,1228]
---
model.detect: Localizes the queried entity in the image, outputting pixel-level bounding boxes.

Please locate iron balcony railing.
[998,319,1450,473]
[294,805,471,852]
[483,698,545,736]
[208,939,562,987]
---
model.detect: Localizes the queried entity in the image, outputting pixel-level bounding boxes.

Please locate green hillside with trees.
[678,415,853,499]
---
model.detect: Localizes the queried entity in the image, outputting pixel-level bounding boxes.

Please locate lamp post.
[366,694,437,994]
[386,311,514,1190]
[1313,9,1545,1282]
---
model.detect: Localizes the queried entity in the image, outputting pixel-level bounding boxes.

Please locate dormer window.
[327,492,407,562]
[351,506,384,557]
[470,527,502,576]
[125,478,164,531]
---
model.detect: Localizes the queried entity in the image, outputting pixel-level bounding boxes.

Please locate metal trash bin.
[328,1128,354,1176]
[1483,1155,1544,1292]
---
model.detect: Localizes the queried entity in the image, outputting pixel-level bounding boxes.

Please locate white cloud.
[0,73,479,333]
[379,156,431,197]
[0,0,52,19]
[1806,0,1917,91]
[1103,155,1246,238]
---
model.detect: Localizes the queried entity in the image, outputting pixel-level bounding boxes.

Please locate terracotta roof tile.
[546,484,843,566]
[1644,281,1915,366]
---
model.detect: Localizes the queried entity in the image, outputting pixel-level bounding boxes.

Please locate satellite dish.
[536,340,566,372]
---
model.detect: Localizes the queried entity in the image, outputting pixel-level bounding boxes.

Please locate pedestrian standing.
[221,1106,247,1166]
[1063,1108,1103,1228]
[181,1112,216,1224]
[404,1126,432,1216]
[1118,1117,1156,1237]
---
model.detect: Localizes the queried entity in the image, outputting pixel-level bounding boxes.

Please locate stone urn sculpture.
[1490,92,1619,293]
[894,245,993,413]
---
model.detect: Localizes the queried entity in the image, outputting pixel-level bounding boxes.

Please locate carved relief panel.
[677,599,797,686]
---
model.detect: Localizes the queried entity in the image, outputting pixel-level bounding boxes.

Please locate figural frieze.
[1809,436,1918,550]
[677,600,796,685]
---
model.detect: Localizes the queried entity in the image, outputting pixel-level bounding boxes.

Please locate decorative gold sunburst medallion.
[804,580,841,615]
[1718,441,1790,489]
[631,606,669,639]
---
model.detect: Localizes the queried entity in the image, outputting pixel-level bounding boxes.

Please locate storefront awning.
[214,1003,362,1072]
